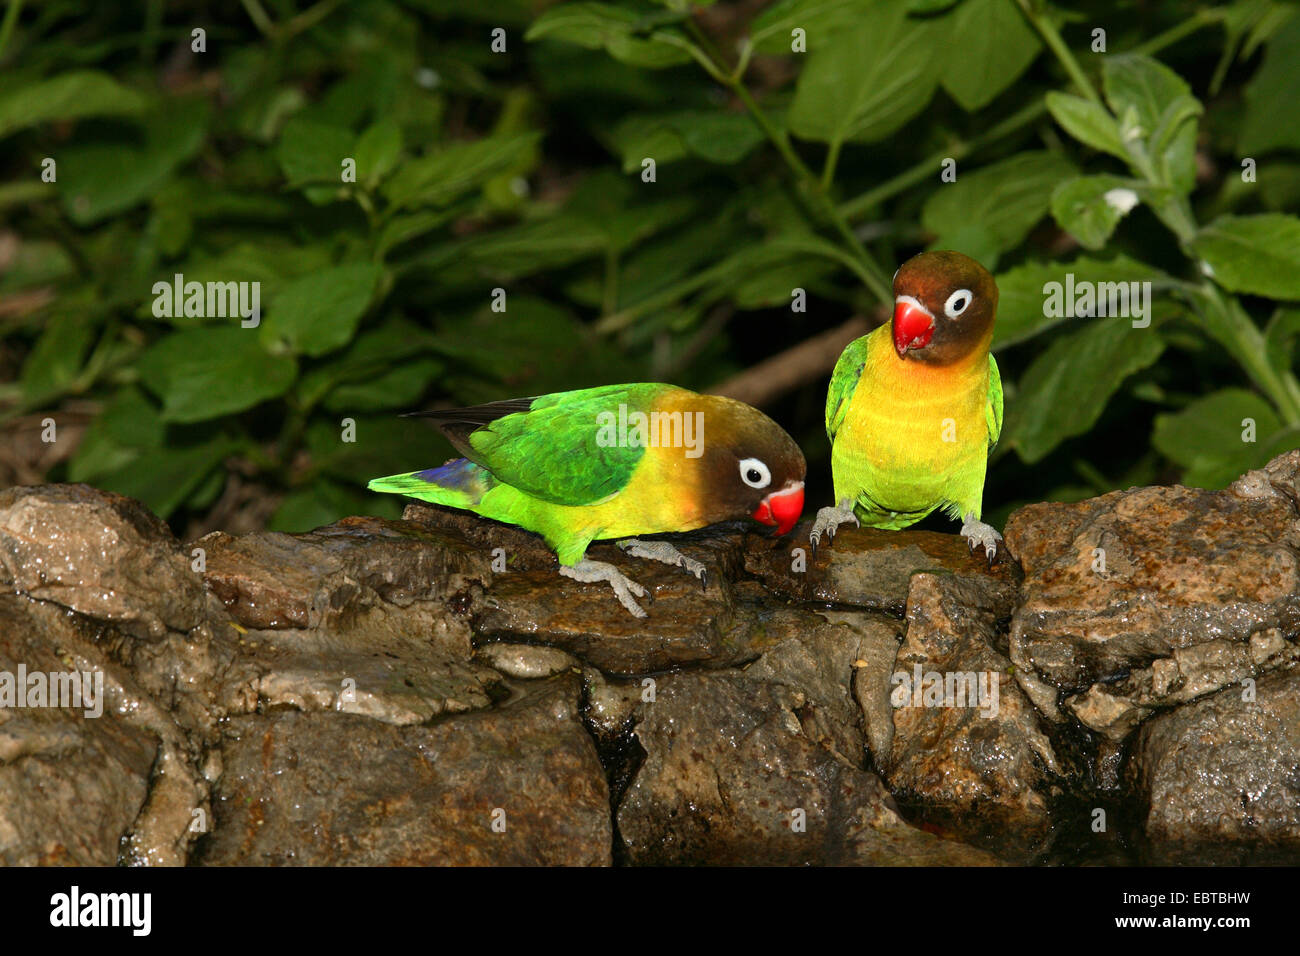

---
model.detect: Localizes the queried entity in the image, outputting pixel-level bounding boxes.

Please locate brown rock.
[884,575,1059,853]
[197,515,496,630]
[200,674,611,865]
[0,595,207,866]
[616,670,1000,865]
[746,521,1020,614]
[1005,454,1300,734]
[0,484,207,638]
[1130,665,1300,863]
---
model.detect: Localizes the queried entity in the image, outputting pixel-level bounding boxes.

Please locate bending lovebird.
[369,383,806,617]
[810,250,1005,560]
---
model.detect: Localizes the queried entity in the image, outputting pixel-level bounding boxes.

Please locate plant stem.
[238,0,275,37]
[839,98,1048,221]
[683,20,892,304]
[0,0,24,61]
[1014,0,1103,105]
[1134,8,1221,56]
[821,139,841,191]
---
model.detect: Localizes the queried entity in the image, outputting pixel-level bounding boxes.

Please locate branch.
[708,313,881,408]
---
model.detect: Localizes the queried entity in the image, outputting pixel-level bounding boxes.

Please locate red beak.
[893,297,934,356]
[752,482,804,536]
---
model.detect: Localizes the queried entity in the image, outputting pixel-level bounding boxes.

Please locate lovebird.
[369,383,806,616]
[810,250,1004,560]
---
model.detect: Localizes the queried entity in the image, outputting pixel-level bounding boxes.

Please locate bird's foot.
[810,499,859,553]
[960,515,1003,565]
[559,560,650,618]
[617,539,709,591]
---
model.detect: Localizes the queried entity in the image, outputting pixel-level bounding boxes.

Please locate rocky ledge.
[2,451,1299,866]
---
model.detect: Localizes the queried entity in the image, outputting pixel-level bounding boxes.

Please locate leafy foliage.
[2,0,1298,534]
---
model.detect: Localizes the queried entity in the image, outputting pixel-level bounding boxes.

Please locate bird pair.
[369,250,1004,617]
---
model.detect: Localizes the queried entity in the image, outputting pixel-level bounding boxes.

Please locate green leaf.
[306,416,419,486]
[60,98,211,225]
[382,133,540,211]
[994,253,1170,349]
[1192,214,1300,300]
[0,240,73,293]
[608,110,765,171]
[921,151,1075,265]
[1240,13,1300,154]
[277,115,354,188]
[297,319,439,408]
[1004,318,1166,463]
[788,4,938,146]
[1153,388,1283,489]
[137,327,297,423]
[0,71,145,139]
[938,0,1041,111]
[1050,175,1142,250]
[1102,54,1201,192]
[68,388,165,483]
[260,263,383,358]
[453,213,609,278]
[524,3,692,68]
[1045,91,1128,161]
[354,118,403,187]
[270,479,399,533]
[323,359,443,412]
[1265,307,1300,377]
[96,434,236,520]
[750,0,866,54]
[20,313,99,405]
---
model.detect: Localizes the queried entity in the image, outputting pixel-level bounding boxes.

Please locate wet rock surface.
[883,574,1059,854]
[200,675,610,866]
[0,454,1298,865]
[1129,666,1300,863]
[1005,451,1300,739]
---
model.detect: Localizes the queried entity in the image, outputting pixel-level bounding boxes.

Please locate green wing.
[464,383,660,506]
[986,353,1003,450]
[826,335,871,444]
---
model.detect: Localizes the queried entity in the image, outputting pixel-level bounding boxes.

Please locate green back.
[466,383,662,506]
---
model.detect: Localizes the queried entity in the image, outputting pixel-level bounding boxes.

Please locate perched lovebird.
[811,250,1004,560]
[370,383,806,616]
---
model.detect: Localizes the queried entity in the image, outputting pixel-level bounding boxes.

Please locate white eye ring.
[944,288,973,318]
[739,458,771,489]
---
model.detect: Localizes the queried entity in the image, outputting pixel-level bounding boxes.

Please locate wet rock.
[746,521,1019,613]
[581,667,643,740]
[1005,456,1300,735]
[476,642,579,680]
[616,670,1000,865]
[0,484,207,638]
[1129,665,1300,864]
[0,595,209,866]
[213,603,503,726]
[836,612,905,764]
[883,574,1060,854]
[200,674,611,865]
[741,605,891,766]
[197,515,496,630]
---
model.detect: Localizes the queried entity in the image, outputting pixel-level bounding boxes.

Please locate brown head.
[890,250,998,365]
[688,394,806,535]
